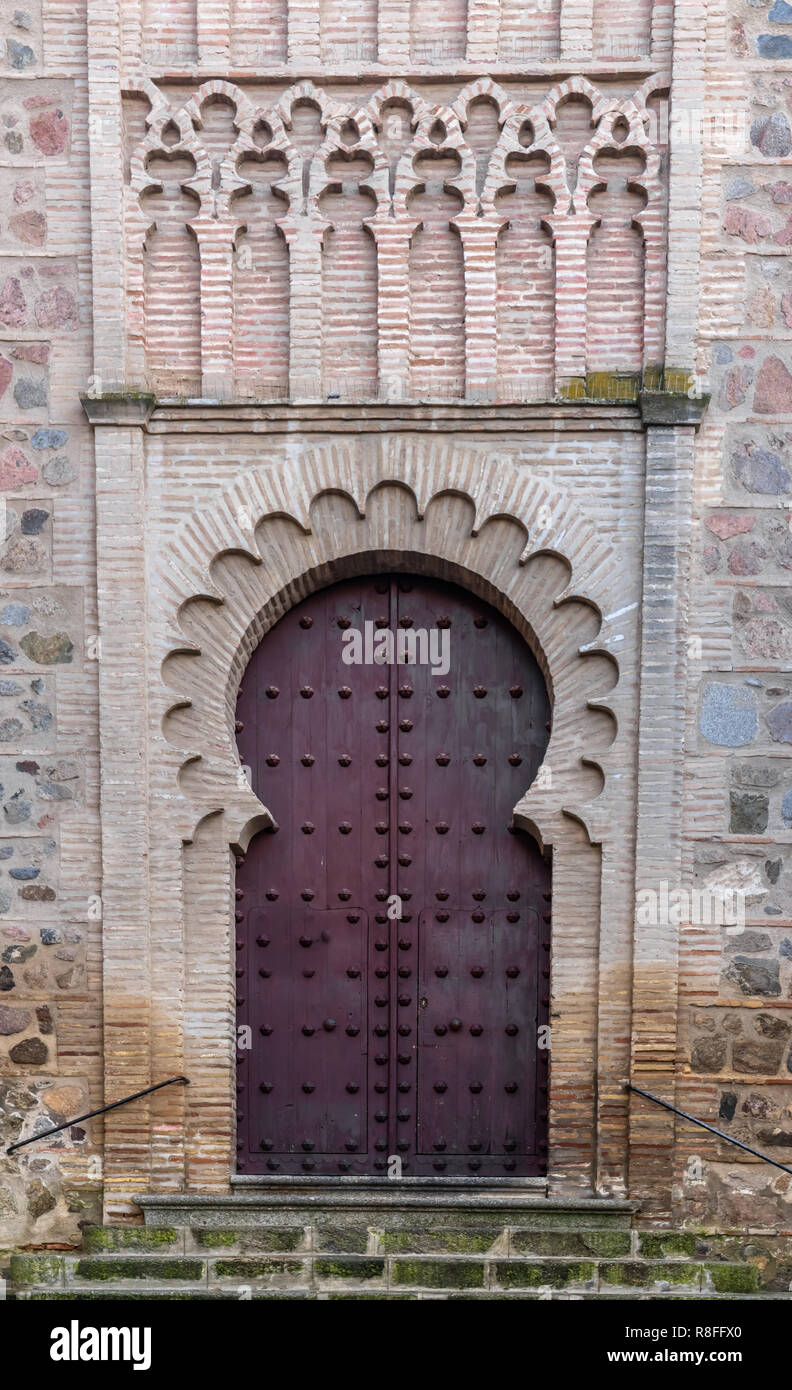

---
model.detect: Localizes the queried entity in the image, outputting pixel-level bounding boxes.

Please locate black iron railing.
[5,1076,190,1155]
[626,1081,792,1178]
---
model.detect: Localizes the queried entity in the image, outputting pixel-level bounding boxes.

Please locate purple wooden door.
[235,574,551,1176]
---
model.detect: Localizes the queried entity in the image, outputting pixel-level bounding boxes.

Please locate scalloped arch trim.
[157,437,634,851]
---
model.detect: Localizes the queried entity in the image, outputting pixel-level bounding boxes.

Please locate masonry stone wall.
[0,0,101,1246]
[0,0,791,1251]
[678,0,792,1231]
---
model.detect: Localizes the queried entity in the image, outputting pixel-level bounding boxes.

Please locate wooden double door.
[235,574,551,1176]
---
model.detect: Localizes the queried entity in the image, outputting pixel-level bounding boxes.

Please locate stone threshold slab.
[136,1191,637,1230]
[231,1175,549,1189]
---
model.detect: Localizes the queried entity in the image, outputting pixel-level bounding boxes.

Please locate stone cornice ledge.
[148,399,643,434]
[79,392,710,431]
[80,392,157,426]
[638,391,710,428]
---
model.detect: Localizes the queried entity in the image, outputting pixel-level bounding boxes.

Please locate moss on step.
[600,1262,701,1288]
[240,1228,306,1254]
[250,1292,311,1299]
[391,1259,485,1289]
[82,1226,180,1253]
[191,1230,239,1249]
[510,1211,633,1232]
[10,1254,63,1285]
[74,1257,204,1282]
[212,1257,304,1279]
[510,1231,630,1258]
[17,1208,780,1304]
[24,1290,232,1301]
[314,1226,371,1254]
[638,1232,697,1259]
[494,1260,596,1289]
[705,1264,760,1294]
[581,1232,632,1257]
[382,1229,498,1255]
[314,1258,385,1280]
[326,1293,417,1300]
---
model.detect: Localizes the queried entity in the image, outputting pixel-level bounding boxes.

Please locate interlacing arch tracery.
[158,441,634,858]
[124,75,669,399]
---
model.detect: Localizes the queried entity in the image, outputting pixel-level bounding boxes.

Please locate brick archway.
[85,437,641,1222]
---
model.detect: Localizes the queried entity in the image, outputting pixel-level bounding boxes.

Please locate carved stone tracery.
[125,75,669,402]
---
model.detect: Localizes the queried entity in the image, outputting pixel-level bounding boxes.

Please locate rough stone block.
[314,1257,385,1280]
[74,1257,205,1282]
[382,1228,501,1255]
[81,1226,181,1253]
[391,1259,486,1289]
[493,1260,596,1289]
[314,1225,371,1254]
[599,1262,702,1289]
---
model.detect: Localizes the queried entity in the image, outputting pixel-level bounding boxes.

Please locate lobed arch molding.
[158,439,632,858]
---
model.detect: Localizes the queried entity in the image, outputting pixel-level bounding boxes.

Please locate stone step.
[11,1253,208,1289]
[13,1212,792,1300]
[82,1226,186,1253]
[14,1287,309,1301]
[13,1286,792,1302]
[82,1222,636,1259]
[75,1222,792,1284]
[136,1191,637,1234]
[8,1249,769,1297]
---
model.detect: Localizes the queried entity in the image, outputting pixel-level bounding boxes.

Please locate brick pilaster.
[641,190,669,372]
[193,219,236,399]
[94,422,153,1220]
[373,222,414,402]
[629,420,695,1219]
[559,0,594,62]
[665,0,706,369]
[288,0,321,62]
[288,221,324,400]
[551,213,594,390]
[377,0,410,65]
[466,0,500,64]
[197,0,231,66]
[87,0,126,390]
[650,0,674,67]
[460,219,500,402]
[120,0,144,68]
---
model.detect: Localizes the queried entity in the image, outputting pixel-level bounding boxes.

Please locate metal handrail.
[626,1081,792,1178]
[5,1076,190,1155]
